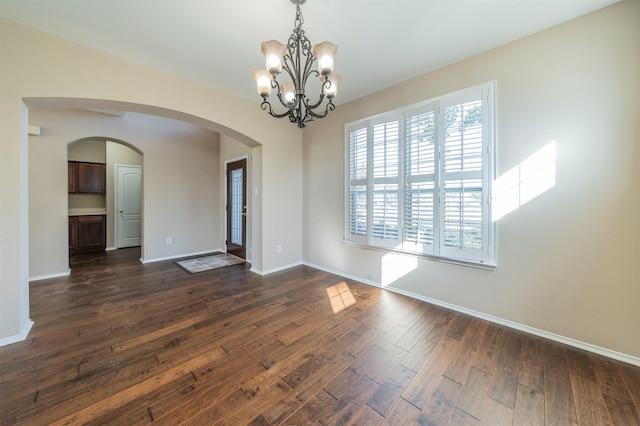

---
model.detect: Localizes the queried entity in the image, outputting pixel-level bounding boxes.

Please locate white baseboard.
[259,261,303,276]
[302,261,640,367]
[29,268,71,282]
[105,246,117,251]
[0,319,34,347]
[141,248,223,264]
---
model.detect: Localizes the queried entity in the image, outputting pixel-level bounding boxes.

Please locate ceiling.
[0,0,620,106]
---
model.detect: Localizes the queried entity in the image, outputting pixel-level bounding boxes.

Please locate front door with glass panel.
[226,159,247,259]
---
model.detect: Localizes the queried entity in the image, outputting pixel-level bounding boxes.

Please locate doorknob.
[119,209,123,213]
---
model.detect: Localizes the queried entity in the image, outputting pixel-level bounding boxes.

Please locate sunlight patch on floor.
[326,281,356,314]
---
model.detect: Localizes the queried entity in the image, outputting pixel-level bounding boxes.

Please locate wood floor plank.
[318,375,380,425]
[346,404,385,425]
[382,397,421,424]
[425,310,457,343]
[472,323,503,376]
[394,304,444,351]
[518,336,545,394]
[151,360,268,423]
[570,374,613,426]
[488,327,522,409]
[282,389,336,425]
[416,376,462,426]
[445,312,472,341]
[513,384,545,426]
[443,319,489,385]
[592,355,636,405]
[399,335,438,373]
[456,367,493,420]
[620,362,640,414]
[262,350,356,424]
[480,398,513,425]
[544,345,579,426]
[603,394,640,426]
[402,336,460,410]
[448,407,481,425]
[366,365,415,417]
[366,345,409,385]
[0,248,638,425]
[323,345,385,399]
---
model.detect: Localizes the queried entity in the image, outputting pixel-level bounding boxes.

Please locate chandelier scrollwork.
[253,0,340,128]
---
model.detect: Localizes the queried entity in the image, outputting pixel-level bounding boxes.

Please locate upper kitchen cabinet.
[68,161,106,194]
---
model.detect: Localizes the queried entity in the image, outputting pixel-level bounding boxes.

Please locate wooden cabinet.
[68,162,106,194]
[68,216,77,250]
[69,215,106,255]
[68,162,77,193]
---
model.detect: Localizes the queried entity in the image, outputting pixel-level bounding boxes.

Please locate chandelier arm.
[260,98,296,119]
[305,99,335,119]
[301,71,331,110]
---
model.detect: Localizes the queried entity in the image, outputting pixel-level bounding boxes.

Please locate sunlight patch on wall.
[381,251,418,287]
[326,281,356,314]
[493,141,556,221]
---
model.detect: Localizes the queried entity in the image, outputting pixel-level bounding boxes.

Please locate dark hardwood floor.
[0,248,638,425]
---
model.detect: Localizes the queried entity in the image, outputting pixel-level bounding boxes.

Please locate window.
[345,82,496,267]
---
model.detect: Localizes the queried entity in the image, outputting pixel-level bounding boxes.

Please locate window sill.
[343,240,497,271]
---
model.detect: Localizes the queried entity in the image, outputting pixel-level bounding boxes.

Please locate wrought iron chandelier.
[253,0,340,128]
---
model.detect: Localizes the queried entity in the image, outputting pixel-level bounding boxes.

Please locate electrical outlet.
[276,244,282,253]
[166,237,172,245]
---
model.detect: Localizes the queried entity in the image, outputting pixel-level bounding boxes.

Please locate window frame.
[344,81,496,269]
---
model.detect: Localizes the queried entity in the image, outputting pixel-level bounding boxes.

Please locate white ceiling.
[0,0,620,106]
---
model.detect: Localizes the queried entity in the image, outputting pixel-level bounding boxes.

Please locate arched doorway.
[67,138,143,260]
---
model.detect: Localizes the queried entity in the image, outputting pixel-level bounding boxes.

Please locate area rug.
[175,252,246,273]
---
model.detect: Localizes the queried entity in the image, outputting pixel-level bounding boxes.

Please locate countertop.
[68,208,107,216]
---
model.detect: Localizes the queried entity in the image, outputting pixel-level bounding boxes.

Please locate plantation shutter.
[403,104,436,254]
[371,115,400,247]
[347,124,368,243]
[344,82,495,267]
[439,89,487,262]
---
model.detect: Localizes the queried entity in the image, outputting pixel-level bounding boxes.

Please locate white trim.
[105,246,117,251]
[141,248,223,264]
[29,268,71,282]
[259,261,304,276]
[302,261,640,367]
[0,320,34,347]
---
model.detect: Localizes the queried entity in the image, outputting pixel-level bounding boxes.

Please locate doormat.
[175,252,246,274]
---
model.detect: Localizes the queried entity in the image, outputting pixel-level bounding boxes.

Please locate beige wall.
[68,139,106,163]
[0,19,303,343]
[303,1,640,360]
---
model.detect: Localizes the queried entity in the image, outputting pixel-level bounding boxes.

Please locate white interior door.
[116,165,142,248]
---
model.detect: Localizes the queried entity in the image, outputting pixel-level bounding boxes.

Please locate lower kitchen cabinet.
[69,215,106,255]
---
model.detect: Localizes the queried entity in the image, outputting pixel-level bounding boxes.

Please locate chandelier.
[253,0,340,128]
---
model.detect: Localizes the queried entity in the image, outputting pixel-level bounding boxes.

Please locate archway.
[66,137,143,265]
[26,101,263,280]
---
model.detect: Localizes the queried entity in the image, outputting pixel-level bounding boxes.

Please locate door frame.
[113,163,143,249]
[225,156,249,260]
